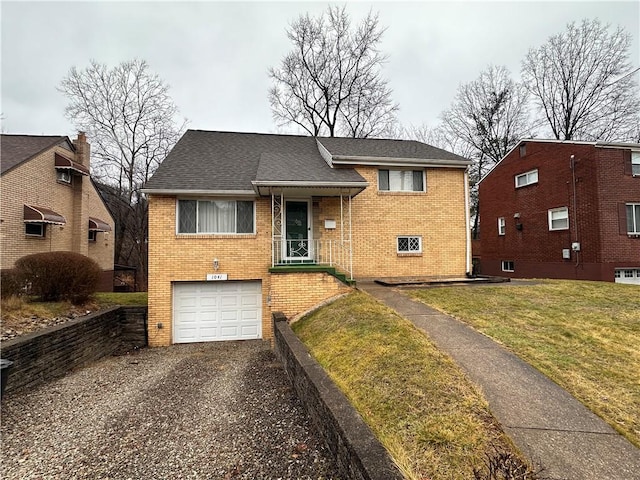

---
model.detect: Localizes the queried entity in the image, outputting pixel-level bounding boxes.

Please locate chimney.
[73,131,90,171]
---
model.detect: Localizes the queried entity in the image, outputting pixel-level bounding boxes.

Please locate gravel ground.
[0,341,342,479]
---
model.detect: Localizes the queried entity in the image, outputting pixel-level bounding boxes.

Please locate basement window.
[397,236,422,253]
[501,260,514,272]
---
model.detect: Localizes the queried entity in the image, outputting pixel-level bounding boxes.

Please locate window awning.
[89,217,112,232]
[24,205,66,225]
[55,153,89,176]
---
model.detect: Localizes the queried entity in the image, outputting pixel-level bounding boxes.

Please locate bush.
[15,252,102,304]
[1,269,25,297]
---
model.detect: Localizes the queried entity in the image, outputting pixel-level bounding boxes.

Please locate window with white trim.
[88,230,97,242]
[25,223,45,237]
[57,170,72,184]
[397,236,422,253]
[177,200,255,234]
[632,152,640,176]
[548,207,569,231]
[627,203,640,234]
[501,260,514,272]
[379,169,425,192]
[515,169,538,188]
[498,217,506,235]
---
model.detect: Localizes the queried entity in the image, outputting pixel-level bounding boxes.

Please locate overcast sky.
[1,1,638,138]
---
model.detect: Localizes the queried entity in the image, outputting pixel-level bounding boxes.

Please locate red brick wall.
[479,141,640,281]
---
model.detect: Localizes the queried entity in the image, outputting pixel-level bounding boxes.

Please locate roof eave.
[330,155,471,168]
[141,188,258,197]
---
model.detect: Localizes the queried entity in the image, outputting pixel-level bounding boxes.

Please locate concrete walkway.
[359,281,640,480]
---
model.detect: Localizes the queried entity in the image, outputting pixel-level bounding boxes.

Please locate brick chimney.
[73,131,90,171]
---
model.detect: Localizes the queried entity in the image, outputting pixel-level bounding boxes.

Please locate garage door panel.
[173,281,262,343]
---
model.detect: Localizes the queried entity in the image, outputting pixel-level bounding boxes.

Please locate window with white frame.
[56,170,72,184]
[515,169,538,188]
[498,217,506,235]
[548,207,569,231]
[627,203,640,234]
[177,199,255,234]
[397,236,422,253]
[632,152,640,176]
[379,169,425,192]
[501,260,514,272]
[25,223,45,237]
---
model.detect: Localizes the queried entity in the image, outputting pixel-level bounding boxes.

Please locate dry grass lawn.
[408,280,640,447]
[293,291,533,480]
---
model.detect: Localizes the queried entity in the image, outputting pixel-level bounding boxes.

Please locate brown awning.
[55,153,89,176]
[88,217,111,232]
[24,205,66,225]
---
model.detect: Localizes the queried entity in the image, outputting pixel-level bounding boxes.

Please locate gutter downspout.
[464,167,472,275]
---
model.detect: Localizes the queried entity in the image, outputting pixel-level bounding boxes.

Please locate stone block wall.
[273,314,403,480]
[1,306,147,394]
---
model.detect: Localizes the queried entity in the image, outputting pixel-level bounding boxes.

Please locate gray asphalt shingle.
[144,130,468,192]
[1,135,70,175]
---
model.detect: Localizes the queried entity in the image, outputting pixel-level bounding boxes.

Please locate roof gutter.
[330,155,471,168]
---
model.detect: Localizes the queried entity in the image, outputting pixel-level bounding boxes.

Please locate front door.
[284,200,311,260]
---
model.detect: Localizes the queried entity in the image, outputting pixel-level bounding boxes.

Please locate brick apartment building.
[478,139,640,284]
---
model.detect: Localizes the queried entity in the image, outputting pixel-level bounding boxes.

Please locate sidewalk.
[358,281,640,480]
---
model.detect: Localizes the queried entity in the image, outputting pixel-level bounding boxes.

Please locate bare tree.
[522,19,640,141]
[59,59,185,289]
[439,65,533,238]
[269,5,398,138]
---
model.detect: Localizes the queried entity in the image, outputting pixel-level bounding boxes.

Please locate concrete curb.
[272,313,403,480]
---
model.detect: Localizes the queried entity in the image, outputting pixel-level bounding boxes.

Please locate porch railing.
[272,239,353,279]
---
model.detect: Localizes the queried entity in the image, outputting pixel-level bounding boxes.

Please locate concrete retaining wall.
[1,306,147,394]
[273,313,403,480]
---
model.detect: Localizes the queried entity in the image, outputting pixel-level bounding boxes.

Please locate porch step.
[269,265,356,286]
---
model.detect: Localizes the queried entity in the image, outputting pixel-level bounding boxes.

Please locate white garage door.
[173,281,262,343]
[614,269,640,285]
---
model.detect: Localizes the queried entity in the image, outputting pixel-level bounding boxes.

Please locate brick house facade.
[478,139,640,284]
[1,133,115,290]
[144,130,471,346]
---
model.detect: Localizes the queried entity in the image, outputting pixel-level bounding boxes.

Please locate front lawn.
[292,291,533,480]
[408,280,640,447]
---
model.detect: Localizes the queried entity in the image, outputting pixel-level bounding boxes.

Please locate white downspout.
[464,168,472,275]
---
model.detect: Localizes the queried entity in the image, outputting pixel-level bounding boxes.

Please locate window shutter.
[379,170,389,190]
[623,150,632,175]
[413,170,424,191]
[619,203,628,235]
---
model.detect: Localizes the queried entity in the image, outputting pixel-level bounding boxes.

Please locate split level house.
[143,130,472,346]
[0,133,115,290]
[479,139,640,284]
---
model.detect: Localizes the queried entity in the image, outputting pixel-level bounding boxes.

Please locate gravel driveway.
[1,340,341,479]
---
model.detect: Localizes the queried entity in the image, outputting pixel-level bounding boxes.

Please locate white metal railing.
[272,239,352,279]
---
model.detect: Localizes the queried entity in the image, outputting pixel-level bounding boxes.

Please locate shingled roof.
[143,130,470,195]
[1,135,72,175]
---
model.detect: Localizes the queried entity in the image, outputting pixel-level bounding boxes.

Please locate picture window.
[379,169,425,192]
[178,199,255,234]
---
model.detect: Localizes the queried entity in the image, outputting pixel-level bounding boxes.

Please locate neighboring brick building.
[479,139,640,284]
[143,130,472,346]
[1,133,115,290]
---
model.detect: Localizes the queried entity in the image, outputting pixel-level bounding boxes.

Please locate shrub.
[15,252,102,304]
[1,269,25,297]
